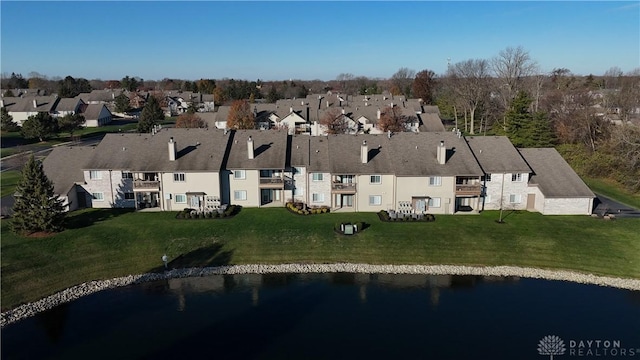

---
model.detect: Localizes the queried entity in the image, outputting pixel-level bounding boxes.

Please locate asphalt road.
[592,193,640,218]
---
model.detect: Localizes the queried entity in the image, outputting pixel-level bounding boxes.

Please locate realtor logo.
[538,335,566,359]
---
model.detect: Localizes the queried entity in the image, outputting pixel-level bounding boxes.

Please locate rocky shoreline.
[2,263,639,327]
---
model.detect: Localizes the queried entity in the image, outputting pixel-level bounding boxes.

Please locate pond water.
[2,273,639,360]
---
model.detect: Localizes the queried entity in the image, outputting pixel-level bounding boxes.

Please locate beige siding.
[308,172,331,207]
[543,198,593,215]
[356,174,395,212]
[229,169,260,207]
[395,176,456,214]
[482,172,530,211]
[161,172,220,210]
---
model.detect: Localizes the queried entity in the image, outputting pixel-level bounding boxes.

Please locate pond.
[2,273,639,360]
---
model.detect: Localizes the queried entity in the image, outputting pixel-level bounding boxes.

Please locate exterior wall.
[290,166,307,203]
[481,172,530,211]
[542,197,593,215]
[396,176,456,214]
[526,186,545,213]
[308,171,331,207]
[228,169,260,207]
[160,171,220,211]
[83,170,116,208]
[356,174,395,212]
[9,111,38,126]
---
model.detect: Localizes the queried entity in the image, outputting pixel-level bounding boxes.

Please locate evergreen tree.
[114,93,131,113]
[137,96,164,133]
[21,112,58,141]
[57,113,85,137]
[505,91,554,148]
[1,107,19,132]
[11,155,66,235]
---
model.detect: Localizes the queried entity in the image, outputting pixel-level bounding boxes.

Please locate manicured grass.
[2,208,639,310]
[1,170,21,197]
[584,177,640,209]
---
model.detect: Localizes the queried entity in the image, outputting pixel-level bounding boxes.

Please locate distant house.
[0,95,59,126]
[52,98,85,118]
[79,103,112,127]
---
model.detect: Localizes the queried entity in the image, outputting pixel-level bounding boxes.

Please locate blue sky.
[1,1,638,81]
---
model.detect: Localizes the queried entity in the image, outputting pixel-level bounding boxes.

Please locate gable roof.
[327,134,395,174]
[55,98,84,113]
[518,148,595,198]
[387,132,484,176]
[86,128,228,172]
[418,113,446,132]
[3,95,59,112]
[43,146,96,195]
[80,103,111,120]
[466,136,532,173]
[226,129,288,169]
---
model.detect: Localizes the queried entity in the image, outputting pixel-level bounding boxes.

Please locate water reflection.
[160,273,523,311]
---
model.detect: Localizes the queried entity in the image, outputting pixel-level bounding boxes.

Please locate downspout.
[109,170,115,205]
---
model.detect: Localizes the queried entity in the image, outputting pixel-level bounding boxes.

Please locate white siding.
[308,172,331,207]
[482,172,529,211]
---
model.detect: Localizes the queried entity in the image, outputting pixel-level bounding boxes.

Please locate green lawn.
[2,208,639,310]
[0,170,21,197]
[583,177,640,209]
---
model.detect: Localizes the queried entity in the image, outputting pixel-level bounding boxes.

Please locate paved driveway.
[593,193,640,218]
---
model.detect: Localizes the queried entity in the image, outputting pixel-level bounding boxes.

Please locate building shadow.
[65,208,134,229]
[149,243,233,273]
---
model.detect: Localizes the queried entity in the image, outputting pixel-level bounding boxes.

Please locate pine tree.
[1,107,19,132]
[137,95,164,133]
[11,155,66,235]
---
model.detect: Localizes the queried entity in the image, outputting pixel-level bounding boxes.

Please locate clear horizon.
[1,1,639,82]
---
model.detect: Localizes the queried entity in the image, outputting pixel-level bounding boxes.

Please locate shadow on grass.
[150,243,234,273]
[65,208,135,230]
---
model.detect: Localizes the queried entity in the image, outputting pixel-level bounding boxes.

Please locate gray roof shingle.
[327,134,395,174]
[226,129,288,170]
[518,148,595,198]
[387,132,484,176]
[43,146,96,194]
[86,128,228,172]
[466,136,532,173]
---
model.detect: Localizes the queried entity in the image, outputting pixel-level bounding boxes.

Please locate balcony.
[332,182,357,193]
[455,184,482,196]
[133,180,160,191]
[259,177,284,188]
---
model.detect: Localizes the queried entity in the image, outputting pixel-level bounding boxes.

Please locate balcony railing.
[455,184,482,195]
[259,177,284,188]
[133,180,160,190]
[332,182,357,192]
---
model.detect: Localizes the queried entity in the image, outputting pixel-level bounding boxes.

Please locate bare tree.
[391,67,416,97]
[603,66,623,89]
[448,59,490,134]
[377,105,407,133]
[491,46,538,111]
[336,73,356,95]
[320,107,350,134]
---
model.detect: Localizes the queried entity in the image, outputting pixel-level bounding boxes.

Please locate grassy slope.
[583,177,640,209]
[2,208,639,310]
[1,170,21,197]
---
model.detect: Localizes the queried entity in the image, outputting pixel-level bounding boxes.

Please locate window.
[92,192,104,201]
[312,193,324,203]
[511,173,523,182]
[509,194,522,203]
[124,192,134,200]
[89,171,101,180]
[428,197,441,208]
[173,173,186,182]
[121,171,133,179]
[429,176,442,186]
[234,190,247,201]
[312,173,323,181]
[370,175,381,184]
[175,194,187,203]
[234,170,246,180]
[482,174,492,182]
[369,195,382,205]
